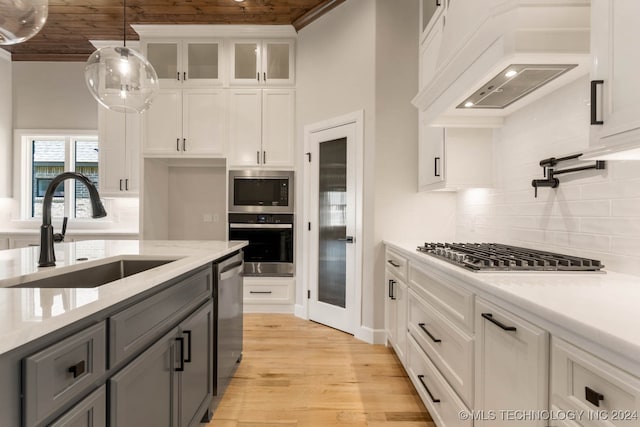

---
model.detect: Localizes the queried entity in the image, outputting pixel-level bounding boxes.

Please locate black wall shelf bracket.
[531,153,605,197]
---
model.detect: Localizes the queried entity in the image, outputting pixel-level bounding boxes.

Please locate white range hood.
[413,0,591,128]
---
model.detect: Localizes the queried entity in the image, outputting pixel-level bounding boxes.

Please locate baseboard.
[294,304,307,319]
[243,304,294,314]
[354,326,387,345]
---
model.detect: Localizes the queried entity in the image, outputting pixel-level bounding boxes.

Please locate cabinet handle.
[68,360,86,378]
[119,179,123,191]
[257,151,260,164]
[417,375,440,403]
[250,291,273,294]
[387,259,400,268]
[481,313,517,332]
[257,72,260,81]
[125,179,129,191]
[436,0,441,6]
[590,80,604,125]
[418,323,442,343]
[183,330,192,363]
[585,386,604,407]
[183,138,186,151]
[175,337,185,371]
[263,72,266,82]
[183,71,187,81]
[263,151,266,164]
[176,138,180,151]
[434,157,441,177]
[388,279,396,300]
[177,72,180,81]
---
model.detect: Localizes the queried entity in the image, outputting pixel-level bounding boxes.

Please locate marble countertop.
[385,240,640,377]
[0,240,247,355]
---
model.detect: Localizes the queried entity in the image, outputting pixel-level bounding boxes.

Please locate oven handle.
[230,223,293,229]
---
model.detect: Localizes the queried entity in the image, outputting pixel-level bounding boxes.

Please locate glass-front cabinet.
[420,0,446,43]
[145,39,222,88]
[230,39,295,86]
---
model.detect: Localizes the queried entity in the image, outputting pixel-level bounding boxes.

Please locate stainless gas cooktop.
[416,243,604,272]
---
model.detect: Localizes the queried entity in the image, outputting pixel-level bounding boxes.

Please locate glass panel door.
[265,42,289,80]
[146,43,178,80]
[318,138,347,308]
[234,42,258,80]
[186,42,219,80]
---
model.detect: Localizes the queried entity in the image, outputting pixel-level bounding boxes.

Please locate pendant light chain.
[123,0,127,47]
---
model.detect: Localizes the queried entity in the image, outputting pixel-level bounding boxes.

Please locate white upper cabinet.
[98,106,140,196]
[420,0,446,44]
[228,88,295,168]
[143,88,227,157]
[145,39,223,88]
[589,0,640,152]
[229,39,295,86]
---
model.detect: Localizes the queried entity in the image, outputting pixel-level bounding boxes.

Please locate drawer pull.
[67,360,86,378]
[585,386,604,407]
[417,374,440,403]
[481,313,517,332]
[183,330,192,363]
[418,323,442,343]
[388,279,396,300]
[250,291,272,294]
[176,337,185,372]
[387,260,401,268]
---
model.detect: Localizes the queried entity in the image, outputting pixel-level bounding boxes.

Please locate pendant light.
[0,0,48,45]
[84,0,158,114]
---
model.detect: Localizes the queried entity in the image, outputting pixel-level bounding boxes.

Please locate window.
[20,132,100,219]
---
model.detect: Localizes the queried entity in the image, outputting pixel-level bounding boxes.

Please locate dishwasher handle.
[219,260,244,281]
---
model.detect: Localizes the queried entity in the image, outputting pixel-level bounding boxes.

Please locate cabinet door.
[590,0,640,148]
[262,40,295,86]
[475,298,549,427]
[230,40,262,86]
[109,328,178,427]
[124,114,141,193]
[182,89,227,156]
[385,271,397,347]
[98,106,127,195]
[418,119,445,189]
[419,12,444,92]
[178,302,213,427]
[182,40,222,87]
[393,279,408,365]
[145,40,180,88]
[143,88,182,155]
[49,386,106,427]
[261,89,295,168]
[420,0,445,43]
[228,89,262,166]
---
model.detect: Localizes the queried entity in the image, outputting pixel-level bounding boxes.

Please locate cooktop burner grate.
[416,243,604,272]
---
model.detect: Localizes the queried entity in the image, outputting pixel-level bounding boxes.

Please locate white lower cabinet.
[551,337,640,427]
[385,271,408,364]
[243,277,294,313]
[475,298,549,427]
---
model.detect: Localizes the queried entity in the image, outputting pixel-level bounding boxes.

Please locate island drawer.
[49,385,106,427]
[385,248,408,282]
[409,263,474,334]
[109,266,211,367]
[551,337,640,426]
[408,289,474,407]
[23,322,107,427]
[407,335,472,427]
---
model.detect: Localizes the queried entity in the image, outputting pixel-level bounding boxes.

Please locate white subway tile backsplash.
[455,76,640,275]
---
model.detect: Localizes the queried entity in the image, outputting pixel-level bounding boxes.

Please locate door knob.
[338,236,354,243]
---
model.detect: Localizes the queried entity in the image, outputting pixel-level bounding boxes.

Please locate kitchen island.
[0,239,247,427]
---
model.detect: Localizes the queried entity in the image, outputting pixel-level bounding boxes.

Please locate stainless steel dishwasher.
[212,251,244,409]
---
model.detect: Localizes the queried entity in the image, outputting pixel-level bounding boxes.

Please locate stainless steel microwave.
[229,170,294,213]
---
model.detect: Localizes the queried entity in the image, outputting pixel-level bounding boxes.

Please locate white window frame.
[14,129,101,221]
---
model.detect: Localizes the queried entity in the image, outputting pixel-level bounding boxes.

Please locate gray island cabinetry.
[0,240,246,427]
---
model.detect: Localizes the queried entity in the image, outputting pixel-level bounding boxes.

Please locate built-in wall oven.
[228,213,294,276]
[228,170,294,277]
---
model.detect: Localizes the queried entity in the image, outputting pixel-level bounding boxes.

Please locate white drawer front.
[385,248,408,282]
[408,289,474,407]
[409,263,474,333]
[551,337,640,426]
[407,335,472,427]
[244,283,291,303]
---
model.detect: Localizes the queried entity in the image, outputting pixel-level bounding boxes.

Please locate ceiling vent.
[457,64,577,110]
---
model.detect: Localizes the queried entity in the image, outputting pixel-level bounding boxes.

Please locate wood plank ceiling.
[3,0,345,61]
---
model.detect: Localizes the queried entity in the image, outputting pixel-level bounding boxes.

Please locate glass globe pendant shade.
[0,0,48,45]
[84,46,159,114]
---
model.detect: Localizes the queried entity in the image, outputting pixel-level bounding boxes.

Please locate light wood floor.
[206,314,434,426]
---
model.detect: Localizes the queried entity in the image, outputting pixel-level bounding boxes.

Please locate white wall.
[0,50,12,197]
[12,62,97,129]
[457,75,640,275]
[296,0,456,335]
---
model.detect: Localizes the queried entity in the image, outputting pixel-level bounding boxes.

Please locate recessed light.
[464,101,474,108]
[234,0,245,2]
[505,69,518,78]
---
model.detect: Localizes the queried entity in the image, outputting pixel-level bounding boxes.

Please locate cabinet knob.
[68,360,86,378]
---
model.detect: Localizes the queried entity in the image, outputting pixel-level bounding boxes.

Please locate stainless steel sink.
[10,259,175,288]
